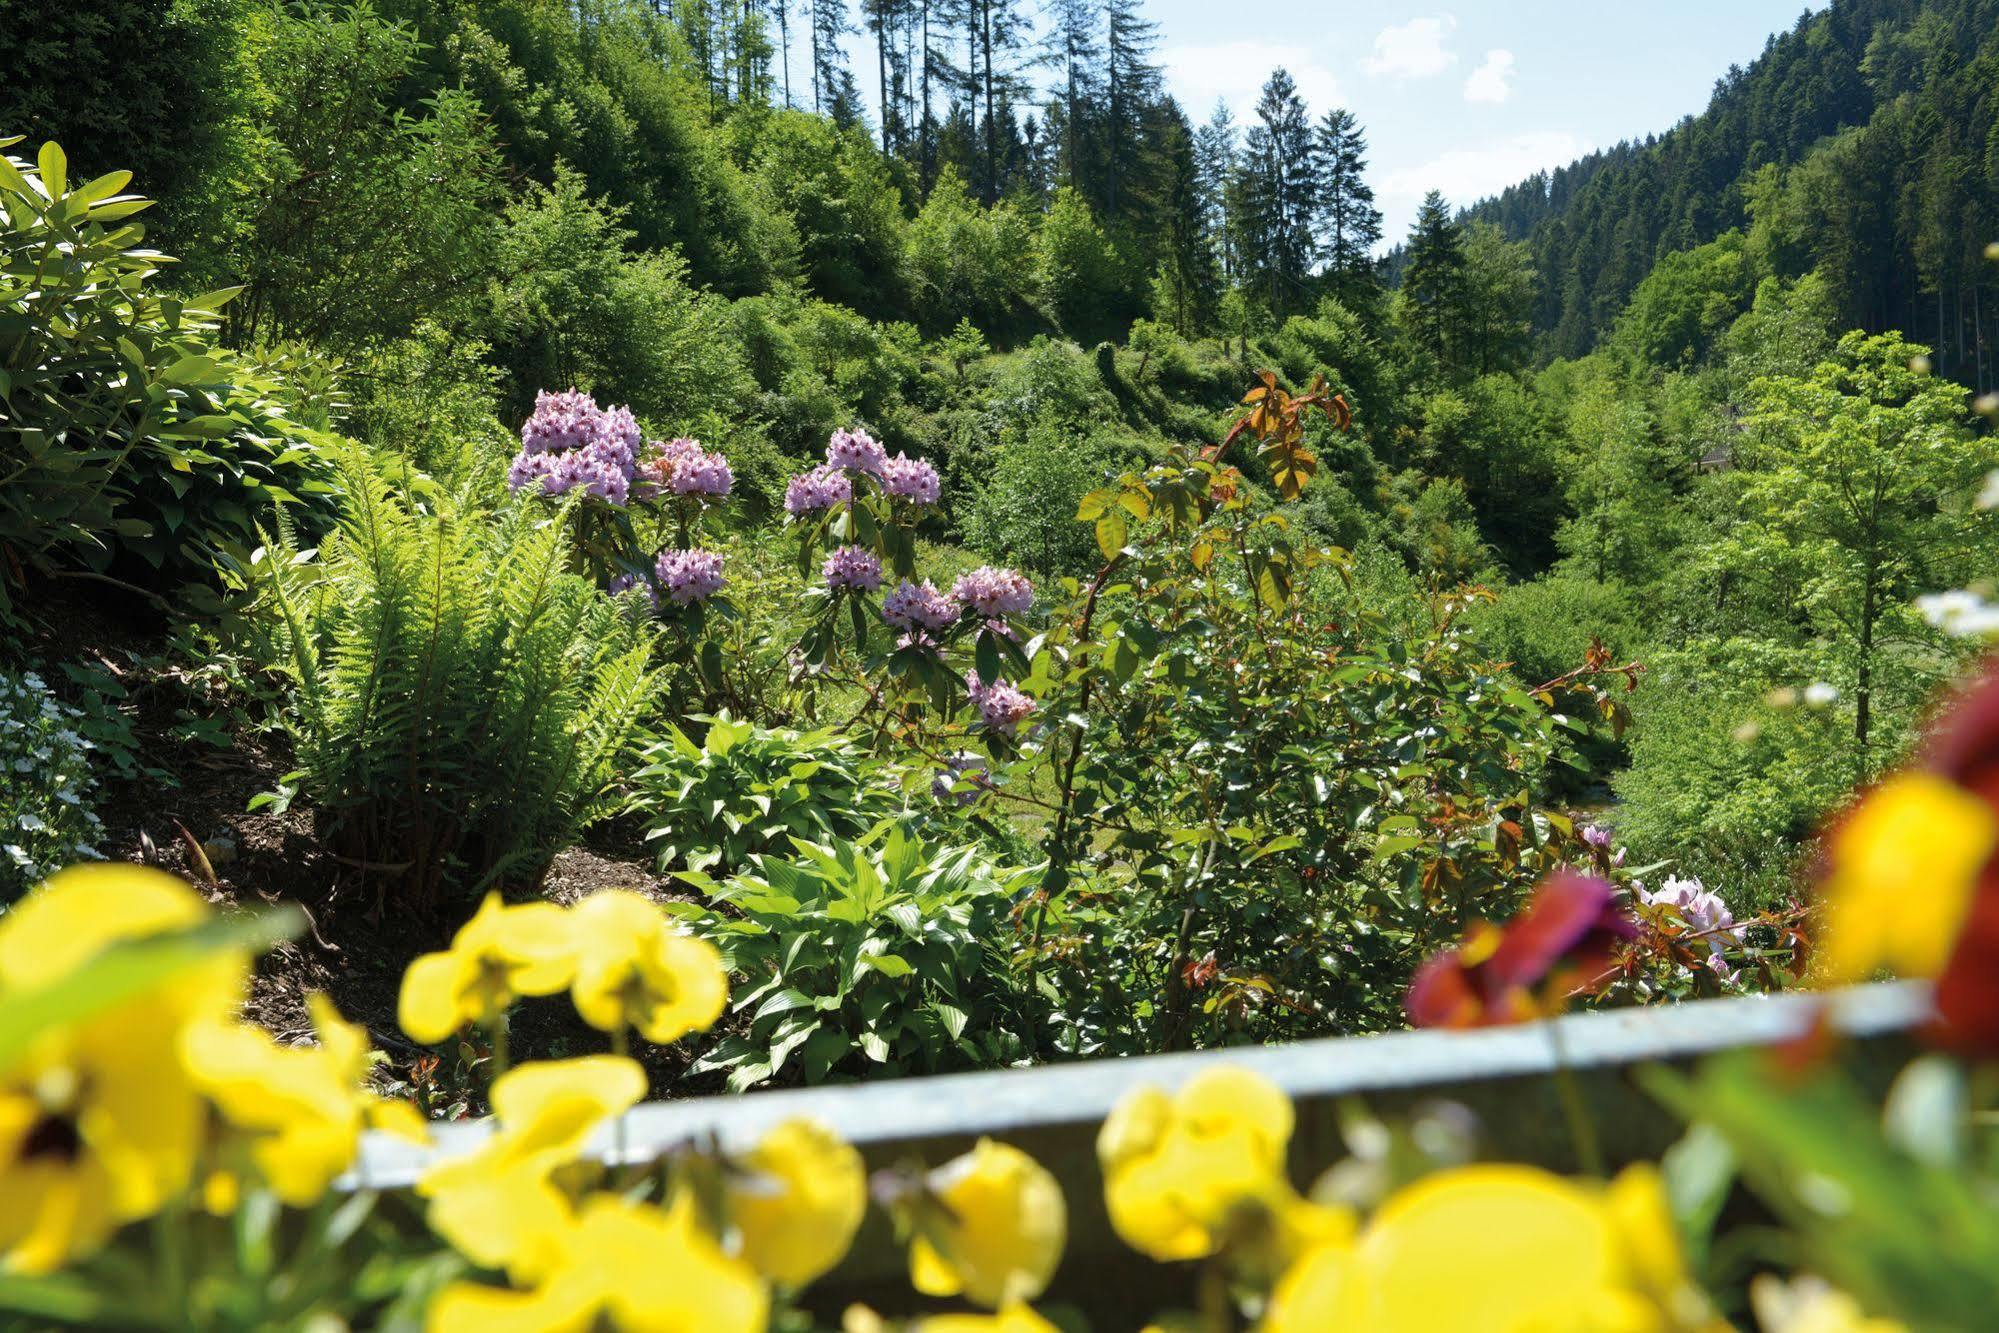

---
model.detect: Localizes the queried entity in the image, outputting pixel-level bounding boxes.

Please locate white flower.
[1802,682,1838,708]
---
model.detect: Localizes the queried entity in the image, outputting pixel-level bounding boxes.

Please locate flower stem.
[1548,1019,1604,1177]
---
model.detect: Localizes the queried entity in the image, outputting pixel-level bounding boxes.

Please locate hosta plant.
[669,822,1042,1089]
[628,713,899,873]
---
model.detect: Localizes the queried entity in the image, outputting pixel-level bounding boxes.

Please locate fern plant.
[251,450,664,910]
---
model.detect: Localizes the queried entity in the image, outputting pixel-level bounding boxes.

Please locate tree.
[1193,101,1238,282]
[1718,332,1998,777]
[1101,0,1160,221]
[1237,69,1315,317]
[1456,222,1536,377]
[1310,107,1382,311]
[1397,191,1466,369]
[1036,187,1122,342]
[810,0,854,116]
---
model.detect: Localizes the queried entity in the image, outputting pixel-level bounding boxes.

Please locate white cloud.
[1362,16,1458,80]
[1161,42,1343,123]
[1376,130,1593,241]
[1464,49,1515,104]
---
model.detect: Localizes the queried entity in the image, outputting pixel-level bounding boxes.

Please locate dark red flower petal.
[1488,872,1633,989]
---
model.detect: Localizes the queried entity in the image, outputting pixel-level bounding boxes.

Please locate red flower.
[1406,873,1637,1029]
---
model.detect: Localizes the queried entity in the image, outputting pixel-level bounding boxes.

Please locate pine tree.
[1193,101,1238,282]
[810,0,854,117]
[1102,0,1160,221]
[1043,0,1104,197]
[1399,190,1467,367]
[1311,107,1382,311]
[1239,68,1315,317]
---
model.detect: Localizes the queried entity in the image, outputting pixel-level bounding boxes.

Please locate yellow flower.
[1816,774,1997,984]
[399,893,575,1044]
[1098,1067,1300,1262]
[842,1304,1060,1333]
[916,1306,1063,1333]
[417,1056,645,1280]
[0,865,245,1272]
[567,889,728,1044]
[426,1192,767,1333]
[1262,1163,1716,1333]
[729,1118,867,1287]
[909,1138,1066,1309]
[305,994,429,1145]
[1750,1275,1909,1333]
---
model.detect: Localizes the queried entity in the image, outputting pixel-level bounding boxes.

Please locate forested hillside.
[5,0,1999,1062]
[1461,0,1999,385]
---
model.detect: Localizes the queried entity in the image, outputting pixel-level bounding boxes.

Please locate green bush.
[629,714,899,874]
[670,823,1039,1090]
[0,669,106,901]
[1470,575,1651,689]
[1614,638,1866,907]
[0,137,340,614]
[249,450,664,910]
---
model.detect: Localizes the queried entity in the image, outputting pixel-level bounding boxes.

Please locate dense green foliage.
[248,454,665,908]
[4,0,1997,1078]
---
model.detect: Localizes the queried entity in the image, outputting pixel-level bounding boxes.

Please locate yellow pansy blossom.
[0,865,245,1273]
[566,889,728,1044]
[1098,1066,1303,1262]
[418,1055,646,1280]
[729,1117,867,1287]
[1816,773,1997,984]
[426,1192,767,1333]
[399,893,576,1044]
[1262,1163,1718,1333]
[909,1138,1066,1309]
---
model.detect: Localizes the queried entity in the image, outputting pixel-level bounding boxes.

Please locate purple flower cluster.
[639,437,732,500]
[883,579,960,633]
[822,545,883,593]
[965,671,1035,734]
[880,452,942,505]
[509,390,641,506]
[826,427,888,477]
[654,549,726,606]
[952,566,1033,619]
[784,463,853,516]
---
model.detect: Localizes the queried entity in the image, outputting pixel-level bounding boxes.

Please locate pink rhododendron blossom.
[826,427,888,477]
[822,545,883,593]
[879,452,942,504]
[1639,875,1743,977]
[953,566,1033,619]
[653,549,726,605]
[509,390,641,505]
[784,463,852,516]
[965,670,1036,734]
[883,579,960,632]
[638,437,732,499]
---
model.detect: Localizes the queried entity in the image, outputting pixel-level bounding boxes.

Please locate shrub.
[629,714,899,874]
[0,137,339,613]
[1470,576,1651,689]
[670,823,1040,1089]
[0,670,105,901]
[249,450,664,910]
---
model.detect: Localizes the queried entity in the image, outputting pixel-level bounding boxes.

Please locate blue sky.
[1150,2,1827,243]
[829,1,1826,247]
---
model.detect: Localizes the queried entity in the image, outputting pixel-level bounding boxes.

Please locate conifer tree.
[1400,190,1467,366]
[1102,0,1160,221]
[1238,68,1315,317]
[1311,107,1382,310]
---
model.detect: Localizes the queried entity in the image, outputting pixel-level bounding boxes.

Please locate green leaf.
[1094,510,1127,561]
[36,140,66,198]
[0,907,304,1076]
